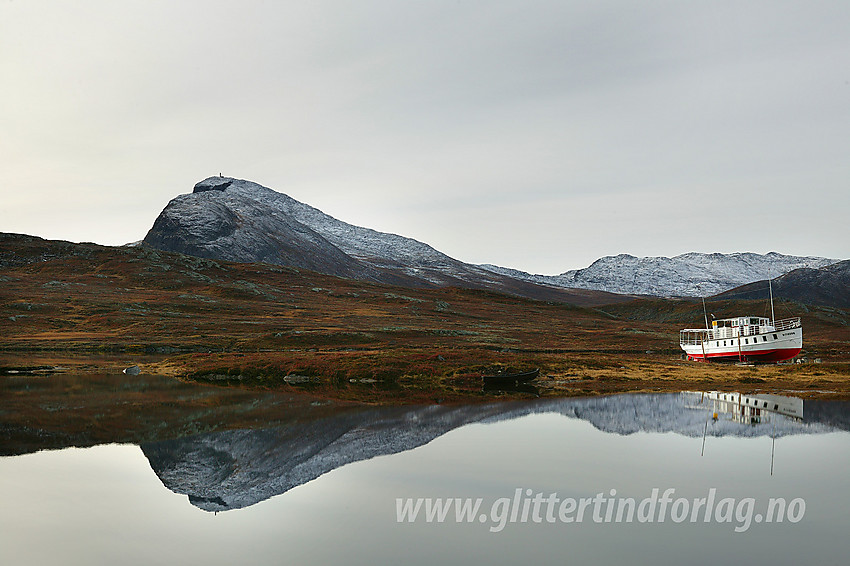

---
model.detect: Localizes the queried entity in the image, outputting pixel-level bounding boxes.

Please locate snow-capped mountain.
[481,252,837,297]
[141,393,845,512]
[145,176,490,285]
[144,177,384,282]
[144,176,837,300]
[142,177,626,305]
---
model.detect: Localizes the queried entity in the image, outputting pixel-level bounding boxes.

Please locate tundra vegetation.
[2,233,849,405]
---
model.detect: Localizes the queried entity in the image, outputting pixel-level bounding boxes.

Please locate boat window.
[744,339,748,344]
[763,336,767,342]
[774,404,779,410]
[773,334,778,340]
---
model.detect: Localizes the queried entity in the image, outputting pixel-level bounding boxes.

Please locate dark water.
[2,370,849,565]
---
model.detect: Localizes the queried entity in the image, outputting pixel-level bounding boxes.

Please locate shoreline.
[4,350,849,403]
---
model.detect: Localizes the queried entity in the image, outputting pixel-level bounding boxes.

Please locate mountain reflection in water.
[142,392,850,512]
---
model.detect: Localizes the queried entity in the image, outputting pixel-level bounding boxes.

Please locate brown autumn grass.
[145,349,850,404]
[2,233,849,403]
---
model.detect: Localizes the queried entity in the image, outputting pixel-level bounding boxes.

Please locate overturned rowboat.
[481,368,540,384]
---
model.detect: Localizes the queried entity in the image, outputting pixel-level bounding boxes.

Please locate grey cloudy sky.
[2,1,848,273]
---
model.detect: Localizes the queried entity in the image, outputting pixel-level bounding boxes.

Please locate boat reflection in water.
[684,391,803,425]
[684,390,812,475]
[482,381,540,396]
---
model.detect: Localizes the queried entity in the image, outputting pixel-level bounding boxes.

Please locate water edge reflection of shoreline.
[140,392,850,512]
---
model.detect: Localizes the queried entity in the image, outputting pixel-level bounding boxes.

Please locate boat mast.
[700,295,709,362]
[768,271,776,323]
[771,420,776,476]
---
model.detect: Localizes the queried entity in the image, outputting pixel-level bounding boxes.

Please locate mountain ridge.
[481,251,838,297]
[143,176,839,300]
[143,177,629,305]
[715,260,850,308]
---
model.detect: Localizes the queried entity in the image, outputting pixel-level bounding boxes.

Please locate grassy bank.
[143,348,850,403]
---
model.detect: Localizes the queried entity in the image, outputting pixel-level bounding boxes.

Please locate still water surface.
[1,374,849,566]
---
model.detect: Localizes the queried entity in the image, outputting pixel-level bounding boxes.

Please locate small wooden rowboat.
[481,368,539,384]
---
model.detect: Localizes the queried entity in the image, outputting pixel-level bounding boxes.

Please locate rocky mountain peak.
[144,177,621,305]
[193,176,234,193]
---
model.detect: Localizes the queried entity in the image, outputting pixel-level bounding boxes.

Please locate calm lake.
[2,369,849,565]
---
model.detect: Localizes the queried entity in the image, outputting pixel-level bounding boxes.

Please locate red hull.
[687,347,801,363]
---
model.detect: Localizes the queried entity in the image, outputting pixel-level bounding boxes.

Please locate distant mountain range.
[480,252,837,297]
[143,176,840,300]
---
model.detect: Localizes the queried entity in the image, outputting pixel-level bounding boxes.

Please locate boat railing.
[773,317,801,331]
[681,317,800,344]
[680,329,708,345]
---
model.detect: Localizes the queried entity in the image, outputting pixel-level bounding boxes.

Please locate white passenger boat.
[680,316,802,362]
[679,279,802,363]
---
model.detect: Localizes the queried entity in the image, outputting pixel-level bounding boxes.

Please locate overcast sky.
[2,1,847,273]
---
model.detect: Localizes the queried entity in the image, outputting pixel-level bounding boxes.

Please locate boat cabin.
[711,317,772,338]
[680,316,774,345]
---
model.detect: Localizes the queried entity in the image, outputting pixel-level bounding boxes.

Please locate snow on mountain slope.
[482,252,837,297]
[201,177,457,269]
[142,177,628,304]
[144,177,377,280]
[145,177,514,287]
